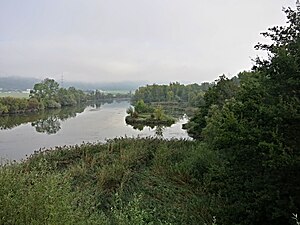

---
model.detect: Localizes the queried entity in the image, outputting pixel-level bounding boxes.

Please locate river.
[0,101,191,161]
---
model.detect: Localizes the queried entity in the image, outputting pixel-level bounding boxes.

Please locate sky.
[0,0,296,84]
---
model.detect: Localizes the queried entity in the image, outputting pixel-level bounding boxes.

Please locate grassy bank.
[0,138,222,225]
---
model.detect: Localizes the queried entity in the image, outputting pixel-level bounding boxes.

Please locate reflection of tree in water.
[130,123,155,131]
[0,114,40,130]
[31,106,85,134]
[0,105,86,134]
[155,125,164,137]
[89,99,114,110]
[131,123,145,131]
[32,116,61,134]
[130,123,166,137]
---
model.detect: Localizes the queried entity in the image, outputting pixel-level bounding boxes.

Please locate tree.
[30,78,59,100]
[201,5,300,225]
[154,106,164,120]
[186,75,238,139]
[126,106,135,117]
[30,78,61,108]
[134,99,154,113]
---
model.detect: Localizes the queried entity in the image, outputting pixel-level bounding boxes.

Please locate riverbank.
[0,138,219,225]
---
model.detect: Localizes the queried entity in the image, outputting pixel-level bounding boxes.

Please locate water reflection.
[155,125,164,137]
[0,100,113,134]
[0,101,191,161]
[31,116,61,134]
[0,106,85,134]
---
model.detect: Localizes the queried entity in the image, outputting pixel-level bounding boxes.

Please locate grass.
[0,138,222,225]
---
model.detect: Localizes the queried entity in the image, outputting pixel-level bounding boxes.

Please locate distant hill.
[0,77,39,91]
[63,80,145,92]
[0,76,145,92]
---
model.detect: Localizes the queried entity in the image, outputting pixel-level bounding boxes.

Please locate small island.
[125,99,176,128]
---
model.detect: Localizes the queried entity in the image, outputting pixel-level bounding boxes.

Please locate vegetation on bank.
[0,138,221,225]
[131,82,212,108]
[90,89,132,101]
[125,100,176,128]
[0,79,132,115]
[130,75,237,118]
[184,5,300,225]
[0,79,87,115]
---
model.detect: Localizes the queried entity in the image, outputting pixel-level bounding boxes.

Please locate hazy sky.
[0,0,295,84]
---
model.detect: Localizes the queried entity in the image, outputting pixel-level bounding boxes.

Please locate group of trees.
[88,90,132,101]
[0,78,134,116]
[0,79,88,115]
[30,78,87,109]
[0,97,40,114]
[132,82,212,107]
[185,5,299,225]
[185,74,239,138]
[126,99,172,122]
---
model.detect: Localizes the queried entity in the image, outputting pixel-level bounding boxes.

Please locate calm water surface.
[0,101,190,161]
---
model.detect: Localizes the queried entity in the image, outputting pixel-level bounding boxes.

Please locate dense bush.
[187,5,300,225]
[0,97,38,114]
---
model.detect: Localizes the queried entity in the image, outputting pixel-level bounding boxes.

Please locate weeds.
[0,137,220,224]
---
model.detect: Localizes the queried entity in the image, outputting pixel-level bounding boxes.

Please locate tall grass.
[0,138,222,224]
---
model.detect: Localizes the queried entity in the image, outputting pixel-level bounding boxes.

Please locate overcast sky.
[0,0,296,84]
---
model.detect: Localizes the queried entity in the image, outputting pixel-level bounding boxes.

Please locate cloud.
[0,0,294,83]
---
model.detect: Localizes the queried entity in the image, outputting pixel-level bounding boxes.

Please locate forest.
[132,81,212,107]
[0,5,299,225]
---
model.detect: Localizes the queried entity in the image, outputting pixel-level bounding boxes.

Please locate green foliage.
[187,5,300,225]
[134,99,154,114]
[0,96,36,114]
[126,106,135,117]
[29,78,88,110]
[154,105,164,120]
[0,102,8,114]
[186,75,239,139]
[0,138,221,225]
[0,162,80,224]
[132,82,212,107]
[89,90,132,101]
[30,78,59,101]
[111,193,171,225]
[125,103,176,129]
[0,79,89,115]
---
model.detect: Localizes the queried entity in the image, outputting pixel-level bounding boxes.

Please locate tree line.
[0,79,88,115]
[184,6,300,225]
[0,78,132,115]
[132,81,212,107]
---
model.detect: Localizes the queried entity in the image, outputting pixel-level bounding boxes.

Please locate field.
[0,92,29,98]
